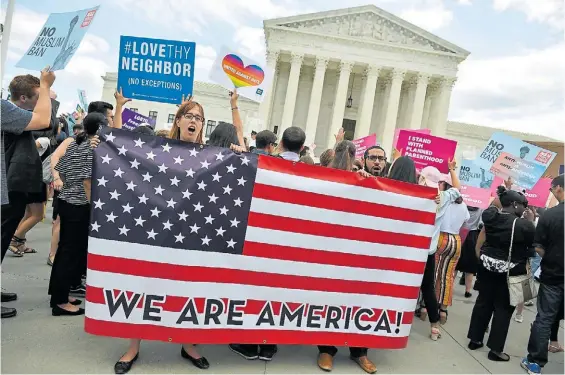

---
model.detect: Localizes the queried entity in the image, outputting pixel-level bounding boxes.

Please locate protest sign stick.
[0,0,15,83]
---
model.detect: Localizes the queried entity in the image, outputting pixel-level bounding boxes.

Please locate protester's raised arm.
[111,88,131,129]
[448,158,461,190]
[26,68,55,131]
[230,90,245,148]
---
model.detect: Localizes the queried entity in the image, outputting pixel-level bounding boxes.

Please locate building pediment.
[264,5,469,58]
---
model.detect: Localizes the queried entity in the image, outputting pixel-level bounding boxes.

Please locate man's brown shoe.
[317,353,333,372]
[351,355,377,374]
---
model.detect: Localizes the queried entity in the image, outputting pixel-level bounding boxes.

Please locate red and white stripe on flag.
[85,156,437,349]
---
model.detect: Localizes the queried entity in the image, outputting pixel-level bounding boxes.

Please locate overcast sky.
[2,0,563,140]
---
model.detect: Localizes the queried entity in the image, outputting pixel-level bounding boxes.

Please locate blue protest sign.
[459,158,494,189]
[16,6,100,71]
[117,36,195,104]
[475,132,556,173]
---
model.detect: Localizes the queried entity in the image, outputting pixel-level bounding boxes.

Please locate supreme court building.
[101,5,558,158]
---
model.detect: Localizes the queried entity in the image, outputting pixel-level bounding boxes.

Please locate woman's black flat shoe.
[488,351,510,362]
[181,347,210,369]
[52,306,85,316]
[69,299,82,306]
[464,292,472,298]
[468,341,484,350]
[114,353,139,374]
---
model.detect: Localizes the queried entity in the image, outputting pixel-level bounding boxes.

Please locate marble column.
[380,69,406,154]
[408,73,430,129]
[327,60,354,148]
[434,77,456,137]
[304,57,328,145]
[354,65,380,139]
[258,50,279,130]
[280,53,304,132]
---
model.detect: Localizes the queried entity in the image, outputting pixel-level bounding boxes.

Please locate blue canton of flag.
[89,128,258,255]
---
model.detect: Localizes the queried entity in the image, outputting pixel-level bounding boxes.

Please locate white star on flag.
[154,185,165,195]
[190,223,200,233]
[201,235,211,245]
[97,176,108,187]
[109,190,121,200]
[119,225,130,236]
[219,206,229,216]
[178,211,189,221]
[134,216,146,226]
[234,197,243,207]
[216,227,226,237]
[215,152,224,161]
[106,212,117,223]
[223,185,232,195]
[182,189,192,199]
[91,222,100,231]
[227,164,236,174]
[158,163,169,173]
[162,143,172,152]
[193,202,204,212]
[166,198,177,208]
[226,238,237,248]
[175,233,185,243]
[126,181,137,191]
[138,194,149,204]
[122,203,133,213]
[130,159,140,169]
[208,194,218,203]
[197,181,207,190]
[94,199,105,209]
[237,177,247,186]
[134,138,145,148]
[212,172,221,182]
[204,215,215,224]
[101,154,112,164]
[105,133,116,142]
[118,145,128,156]
[185,169,195,178]
[174,156,184,165]
[240,156,250,166]
[200,160,211,169]
[150,207,161,217]
[114,168,125,178]
[147,229,157,239]
[170,176,180,186]
[230,218,240,227]
[189,148,199,157]
[163,220,173,230]
[142,172,153,182]
[146,151,156,160]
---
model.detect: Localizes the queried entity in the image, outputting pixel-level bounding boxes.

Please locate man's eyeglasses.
[367,155,387,162]
[183,113,204,123]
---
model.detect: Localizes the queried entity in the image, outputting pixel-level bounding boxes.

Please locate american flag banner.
[85,128,438,349]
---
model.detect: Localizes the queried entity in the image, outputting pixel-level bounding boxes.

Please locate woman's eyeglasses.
[183,113,204,123]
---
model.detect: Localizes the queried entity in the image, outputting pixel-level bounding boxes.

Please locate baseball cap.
[420,166,442,188]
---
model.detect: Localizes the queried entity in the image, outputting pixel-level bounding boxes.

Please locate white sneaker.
[515,314,524,323]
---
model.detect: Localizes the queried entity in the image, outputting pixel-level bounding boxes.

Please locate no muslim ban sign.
[118,36,195,105]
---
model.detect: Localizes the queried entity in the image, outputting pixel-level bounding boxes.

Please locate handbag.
[506,218,539,306]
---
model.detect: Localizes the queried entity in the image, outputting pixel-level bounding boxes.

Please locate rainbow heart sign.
[222,54,265,88]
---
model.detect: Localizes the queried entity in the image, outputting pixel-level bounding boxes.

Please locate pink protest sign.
[460,185,491,209]
[396,130,457,173]
[352,134,377,159]
[489,176,552,208]
[393,128,430,150]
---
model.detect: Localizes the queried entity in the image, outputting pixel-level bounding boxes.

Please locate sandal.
[18,237,37,254]
[419,307,428,322]
[10,237,36,255]
[47,254,55,266]
[439,309,448,325]
[430,326,441,341]
[549,343,564,353]
[8,238,24,257]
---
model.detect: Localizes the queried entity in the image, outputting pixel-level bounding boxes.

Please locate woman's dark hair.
[76,113,107,145]
[330,140,356,171]
[319,149,334,167]
[299,155,314,165]
[363,145,386,160]
[133,125,155,136]
[498,187,528,208]
[208,122,238,148]
[441,180,464,204]
[388,156,417,184]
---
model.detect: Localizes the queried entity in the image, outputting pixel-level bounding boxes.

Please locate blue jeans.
[530,253,541,276]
